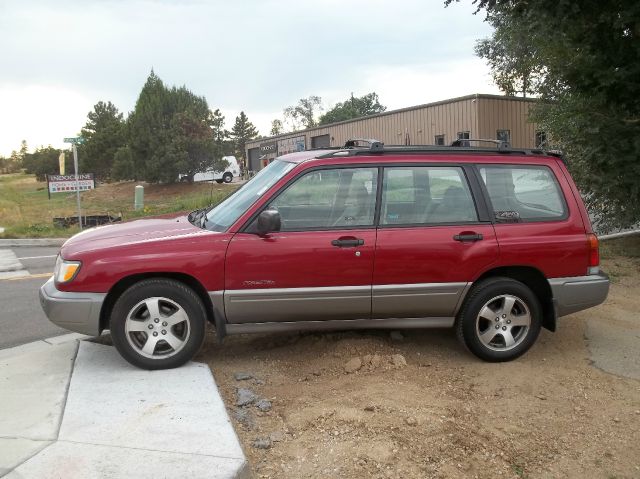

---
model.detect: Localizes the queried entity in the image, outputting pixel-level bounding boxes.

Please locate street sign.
[47,174,95,194]
[63,137,85,145]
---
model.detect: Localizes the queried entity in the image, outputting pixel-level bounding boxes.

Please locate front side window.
[381,166,478,225]
[479,166,566,221]
[204,159,295,231]
[269,167,378,230]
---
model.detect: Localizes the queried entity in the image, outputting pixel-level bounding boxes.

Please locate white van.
[180,156,240,184]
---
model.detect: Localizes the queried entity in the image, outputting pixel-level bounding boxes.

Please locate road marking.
[16,255,58,260]
[0,272,52,281]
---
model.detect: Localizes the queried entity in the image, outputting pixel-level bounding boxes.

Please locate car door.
[372,164,498,319]
[224,166,379,324]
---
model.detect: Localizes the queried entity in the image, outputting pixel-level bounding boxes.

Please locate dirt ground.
[199,254,640,479]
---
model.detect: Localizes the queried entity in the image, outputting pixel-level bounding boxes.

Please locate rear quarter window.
[479,165,567,222]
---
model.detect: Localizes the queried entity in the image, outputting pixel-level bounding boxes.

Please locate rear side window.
[479,166,566,221]
[381,166,478,225]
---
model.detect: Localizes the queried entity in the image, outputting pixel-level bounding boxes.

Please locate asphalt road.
[0,246,66,349]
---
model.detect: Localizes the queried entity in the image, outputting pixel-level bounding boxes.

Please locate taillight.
[587,233,600,268]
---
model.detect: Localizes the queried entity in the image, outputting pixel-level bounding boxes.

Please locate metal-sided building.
[245,93,545,171]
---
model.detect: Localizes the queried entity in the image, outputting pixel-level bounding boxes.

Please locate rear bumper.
[39,277,106,336]
[548,271,610,317]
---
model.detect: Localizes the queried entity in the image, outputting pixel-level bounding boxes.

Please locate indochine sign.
[47,174,95,194]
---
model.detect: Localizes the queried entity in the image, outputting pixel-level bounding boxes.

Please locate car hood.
[61,215,212,257]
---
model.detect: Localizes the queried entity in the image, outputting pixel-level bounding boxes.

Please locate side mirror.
[257,209,281,235]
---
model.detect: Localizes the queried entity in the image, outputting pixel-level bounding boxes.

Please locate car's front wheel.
[110,279,206,370]
[456,277,541,362]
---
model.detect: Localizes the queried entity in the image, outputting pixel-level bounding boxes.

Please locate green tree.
[22,146,71,181]
[128,70,225,183]
[79,101,126,179]
[283,96,323,130]
[474,14,541,97]
[111,146,135,181]
[449,0,640,231]
[229,111,259,163]
[318,92,386,125]
[270,119,284,136]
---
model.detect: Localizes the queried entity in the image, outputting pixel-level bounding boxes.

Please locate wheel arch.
[468,266,556,332]
[99,272,226,338]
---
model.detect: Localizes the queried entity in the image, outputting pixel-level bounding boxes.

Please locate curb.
[599,229,640,241]
[0,238,67,247]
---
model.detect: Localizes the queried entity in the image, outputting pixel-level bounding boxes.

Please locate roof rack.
[450,138,511,152]
[343,138,385,150]
[317,140,549,159]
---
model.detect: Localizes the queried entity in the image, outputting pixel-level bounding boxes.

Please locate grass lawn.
[0,173,239,238]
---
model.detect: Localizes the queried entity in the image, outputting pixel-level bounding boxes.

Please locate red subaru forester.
[40,140,609,369]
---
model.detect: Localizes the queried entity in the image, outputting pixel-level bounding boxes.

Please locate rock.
[390,331,404,341]
[613,417,621,423]
[405,416,417,426]
[234,372,253,381]
[236,387,258,407]
[535,394,547,401]
[312,370,322,376]
[370,354,382,369]
[255,398,272,412]
[344,357,362,373]
[391,354,407,368]
[233,408,256,430]
[252,437,272,449]
[253,378,265,385]
[269,431,286,442]
[364,405,376,412]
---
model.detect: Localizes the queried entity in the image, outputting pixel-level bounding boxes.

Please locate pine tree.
[229,112,259,163]
[79,101,125,179]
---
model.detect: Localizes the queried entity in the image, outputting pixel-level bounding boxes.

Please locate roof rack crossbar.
[344,138,384,150]
[450,138,511,151]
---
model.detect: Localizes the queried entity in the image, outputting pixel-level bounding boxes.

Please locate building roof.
[248,93,538,146]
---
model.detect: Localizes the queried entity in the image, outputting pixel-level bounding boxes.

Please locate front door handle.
[332,238,365,247]
[453,233,483,242]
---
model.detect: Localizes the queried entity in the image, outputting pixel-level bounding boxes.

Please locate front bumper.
[39,277,106,336]
[548,271,610,317]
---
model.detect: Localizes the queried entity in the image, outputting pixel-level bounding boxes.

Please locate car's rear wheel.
[223,172,233,183]
[456,277,541,362]
[110,279,206,370]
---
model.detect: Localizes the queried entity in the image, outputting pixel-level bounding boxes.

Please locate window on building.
[434,135,445,146]
[270,167,378,230]
[479,165,566,221]
[535,131,547,148]
[457,131,470,147]
[380,166,478,225]
[496,129,511,144]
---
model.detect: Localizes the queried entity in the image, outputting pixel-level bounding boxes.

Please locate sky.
[0,0,499,156]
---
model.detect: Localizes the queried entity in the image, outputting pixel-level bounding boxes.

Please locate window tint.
[381,166,477,225]
[270,168,377,230]
[479,166,566,221]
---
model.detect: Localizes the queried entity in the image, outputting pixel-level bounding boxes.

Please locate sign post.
[63,137,85,230]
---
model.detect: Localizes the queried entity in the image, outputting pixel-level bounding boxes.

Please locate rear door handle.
[453,233,483,242]
[332,238,365,247]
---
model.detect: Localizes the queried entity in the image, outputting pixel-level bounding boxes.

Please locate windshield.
[203,159,295,232]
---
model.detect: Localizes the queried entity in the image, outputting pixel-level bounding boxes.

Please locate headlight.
[54,256,82,284]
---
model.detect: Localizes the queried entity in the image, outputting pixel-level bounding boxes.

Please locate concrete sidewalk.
[0,335,249,478]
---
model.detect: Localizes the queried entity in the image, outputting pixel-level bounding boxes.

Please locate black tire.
[110,279,206,370]
[223,173,233,183]
[456,277,542,362]
[215,179,224,184]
